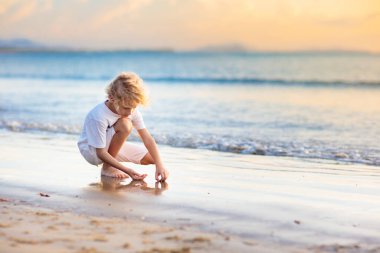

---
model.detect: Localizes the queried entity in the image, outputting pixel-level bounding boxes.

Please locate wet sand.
[0,199,265,253]
[1,131,380,252]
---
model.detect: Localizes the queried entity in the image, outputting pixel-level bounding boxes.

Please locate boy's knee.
[114,118,133,136]
[141,153,155,165]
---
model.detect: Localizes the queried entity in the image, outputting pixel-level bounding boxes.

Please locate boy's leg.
[101,118,133,178]
[116,142,152,165]
[108,117,133,157]
[140,153,155,165]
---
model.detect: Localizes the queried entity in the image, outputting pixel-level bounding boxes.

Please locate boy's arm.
[96,148,147,180]
[137,128,169,182]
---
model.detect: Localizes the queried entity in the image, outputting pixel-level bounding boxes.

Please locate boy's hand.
[155,165,169,182]
[129,171,147,181]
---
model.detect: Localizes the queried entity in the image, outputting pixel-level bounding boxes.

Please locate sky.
[1,0,380,52]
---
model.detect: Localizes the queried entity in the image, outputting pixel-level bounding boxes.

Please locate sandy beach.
[1,200,263,253]
[1,131,380,253]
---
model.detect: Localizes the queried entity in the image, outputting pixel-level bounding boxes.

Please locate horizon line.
[0,46,379,55]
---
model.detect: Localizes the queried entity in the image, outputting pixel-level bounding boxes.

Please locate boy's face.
[114,100,137,117]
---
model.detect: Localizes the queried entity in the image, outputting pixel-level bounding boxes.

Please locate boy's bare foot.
[101,165,129,179]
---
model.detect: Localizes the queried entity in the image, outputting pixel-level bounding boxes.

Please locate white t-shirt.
[77,101,146,152]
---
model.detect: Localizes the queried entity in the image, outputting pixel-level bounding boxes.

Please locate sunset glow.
[0,0,379,51]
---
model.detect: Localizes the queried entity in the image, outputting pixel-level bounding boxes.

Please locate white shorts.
[79,127,148,166]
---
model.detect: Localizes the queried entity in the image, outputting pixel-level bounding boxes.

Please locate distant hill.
[0,38,174,52]
[196,43,249,53]
[1,38,376,54]
[0,38,46,49]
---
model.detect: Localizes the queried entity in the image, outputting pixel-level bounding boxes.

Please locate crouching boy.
[78,72,169,181]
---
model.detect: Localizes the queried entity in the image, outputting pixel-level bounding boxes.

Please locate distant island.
[0,38,44,49]
[195,43,248,53]
[0,38,64,52]
[0,38,248,52]
[0,38,377,55]
[0,38,173,53]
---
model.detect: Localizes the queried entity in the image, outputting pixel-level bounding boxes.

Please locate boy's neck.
[105,100,117,114]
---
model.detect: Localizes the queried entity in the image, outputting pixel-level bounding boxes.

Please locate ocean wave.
[146,77,380,87]
[1,120,80,135]
[1,120,379,167]
[0,73,380,87]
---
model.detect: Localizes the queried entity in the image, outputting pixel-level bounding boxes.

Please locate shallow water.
[1,51,380,165]
[1,78,380,166]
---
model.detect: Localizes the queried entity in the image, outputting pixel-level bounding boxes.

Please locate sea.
[1,50,380,166]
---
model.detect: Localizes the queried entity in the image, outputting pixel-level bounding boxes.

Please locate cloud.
[91,0,153,28]
[40,0,53,12]
[364,12,380,20]
[0,0,17,15]
[8,0,37,23]
[1,0,53,23]
[317,12,380,27]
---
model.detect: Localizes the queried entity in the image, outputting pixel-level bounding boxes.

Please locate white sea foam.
[1,119,379,166]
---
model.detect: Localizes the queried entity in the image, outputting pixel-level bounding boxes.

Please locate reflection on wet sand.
[89,176,169,195]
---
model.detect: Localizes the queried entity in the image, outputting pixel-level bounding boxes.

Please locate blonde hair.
[106,72,148,107]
